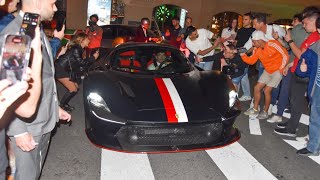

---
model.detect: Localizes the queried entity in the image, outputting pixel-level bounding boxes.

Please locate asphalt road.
[40,76,320,180]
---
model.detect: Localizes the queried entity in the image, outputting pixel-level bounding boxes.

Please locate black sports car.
[83,43,241,153]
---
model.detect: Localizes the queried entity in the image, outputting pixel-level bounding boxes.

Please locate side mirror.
[222,65,235,76]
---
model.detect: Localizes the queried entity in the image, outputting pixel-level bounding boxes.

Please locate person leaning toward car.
[55,33,99,112]
[185,26,220,70]
[135,17,158,43]
[220,44,247,91]
[239,30,288,120]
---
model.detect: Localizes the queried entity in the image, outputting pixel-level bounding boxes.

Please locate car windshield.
[110,46,193,74]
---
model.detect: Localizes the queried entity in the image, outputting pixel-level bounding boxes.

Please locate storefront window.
[211,11,242,36]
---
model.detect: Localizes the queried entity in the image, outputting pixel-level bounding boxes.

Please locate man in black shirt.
[169,16,182,48]
[235,13,255,47]
[235,13,255,101]
[221,44,247,90]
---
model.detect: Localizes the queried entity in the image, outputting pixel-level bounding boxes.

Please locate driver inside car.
[147,51,171,70]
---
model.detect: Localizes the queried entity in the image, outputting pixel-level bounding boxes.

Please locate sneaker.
[297,148,319,156]
[284,108,291,114]
[244,107,259,116]
[274,128,296,137]
[277,121,288,128]
[268,104,274,116]
[257,111,268,119]
[267,115,282,123]
[239,95,252,101]
[296,135,309,142]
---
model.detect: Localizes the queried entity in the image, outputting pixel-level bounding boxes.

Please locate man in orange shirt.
[240,30,289,119]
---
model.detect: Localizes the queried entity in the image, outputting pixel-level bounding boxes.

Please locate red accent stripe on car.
[154,78,178,123]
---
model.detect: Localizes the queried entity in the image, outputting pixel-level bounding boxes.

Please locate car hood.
[86,70,231,123]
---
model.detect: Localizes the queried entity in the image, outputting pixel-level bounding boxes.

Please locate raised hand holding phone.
[20,12,40,39]
[0,34,32,84]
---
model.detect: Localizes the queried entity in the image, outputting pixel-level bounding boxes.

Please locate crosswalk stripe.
[283,140,320,165]
[101,150,155,180]
[249,115,262,135]
[206,142,277,180]
[248,99,262,135]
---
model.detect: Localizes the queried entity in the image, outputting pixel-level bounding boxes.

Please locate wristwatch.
[287,40,294,44]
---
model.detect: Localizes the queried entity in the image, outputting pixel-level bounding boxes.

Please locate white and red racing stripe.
[154,78,188,123]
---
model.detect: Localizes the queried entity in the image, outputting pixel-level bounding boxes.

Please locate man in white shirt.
[186,26,220,70]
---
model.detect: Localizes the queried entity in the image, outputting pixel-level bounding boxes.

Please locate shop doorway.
[211,11,242,36]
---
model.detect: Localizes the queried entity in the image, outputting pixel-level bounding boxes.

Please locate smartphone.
[56,17,65,32]
[0,34,32,84]
[20,12,40,39]
[237,47,247,53]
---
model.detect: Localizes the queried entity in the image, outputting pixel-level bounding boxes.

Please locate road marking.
[206,142,277,180]
[249,115,262,135]
[101,150,155,180]
[283,140,320,165]
[248,99,262,135]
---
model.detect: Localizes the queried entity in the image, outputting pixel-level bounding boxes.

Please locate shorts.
[258,70,282,88]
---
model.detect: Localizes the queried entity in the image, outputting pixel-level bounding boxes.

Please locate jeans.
[195,61,214,71]
[286,74,308,133]
[307,85,320,153]
[240,68,251,97]
[271,70,293,116]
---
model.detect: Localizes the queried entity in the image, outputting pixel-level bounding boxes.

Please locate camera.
[88,21,96,32]
[237,47,247,54]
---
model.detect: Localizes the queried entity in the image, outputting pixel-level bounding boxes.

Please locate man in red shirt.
[85,14,103,59]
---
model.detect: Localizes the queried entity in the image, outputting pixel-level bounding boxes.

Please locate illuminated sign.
[87,0,112,25]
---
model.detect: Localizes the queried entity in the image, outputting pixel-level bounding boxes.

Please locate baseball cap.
[251,30,268,41]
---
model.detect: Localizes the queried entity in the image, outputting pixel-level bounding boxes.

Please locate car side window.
[102,27,116,39]
[118,26,136,37]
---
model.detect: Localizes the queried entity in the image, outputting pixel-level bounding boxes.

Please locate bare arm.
[284,30,303,59]
[197,38,220,56]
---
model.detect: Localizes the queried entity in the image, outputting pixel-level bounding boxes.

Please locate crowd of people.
[0,0,100,179]
[137,6,320,156]
[0,0,319,179]
[169,7,319,156]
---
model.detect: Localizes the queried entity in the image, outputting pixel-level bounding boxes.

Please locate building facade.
[66,0,319,30]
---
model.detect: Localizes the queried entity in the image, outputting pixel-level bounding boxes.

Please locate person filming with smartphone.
[85,14,102,59]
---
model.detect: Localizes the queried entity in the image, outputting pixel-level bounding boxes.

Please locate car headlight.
[229,90,238,107]
[87,92,111,112]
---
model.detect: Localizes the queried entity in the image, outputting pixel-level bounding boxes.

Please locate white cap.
[251,30,268,42]
[272,24,286,39]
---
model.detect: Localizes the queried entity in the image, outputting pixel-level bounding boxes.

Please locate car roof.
[99,24,138,28]
[114,42,177,50]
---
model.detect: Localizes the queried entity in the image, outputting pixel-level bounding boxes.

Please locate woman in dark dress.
[55,33,99,112]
